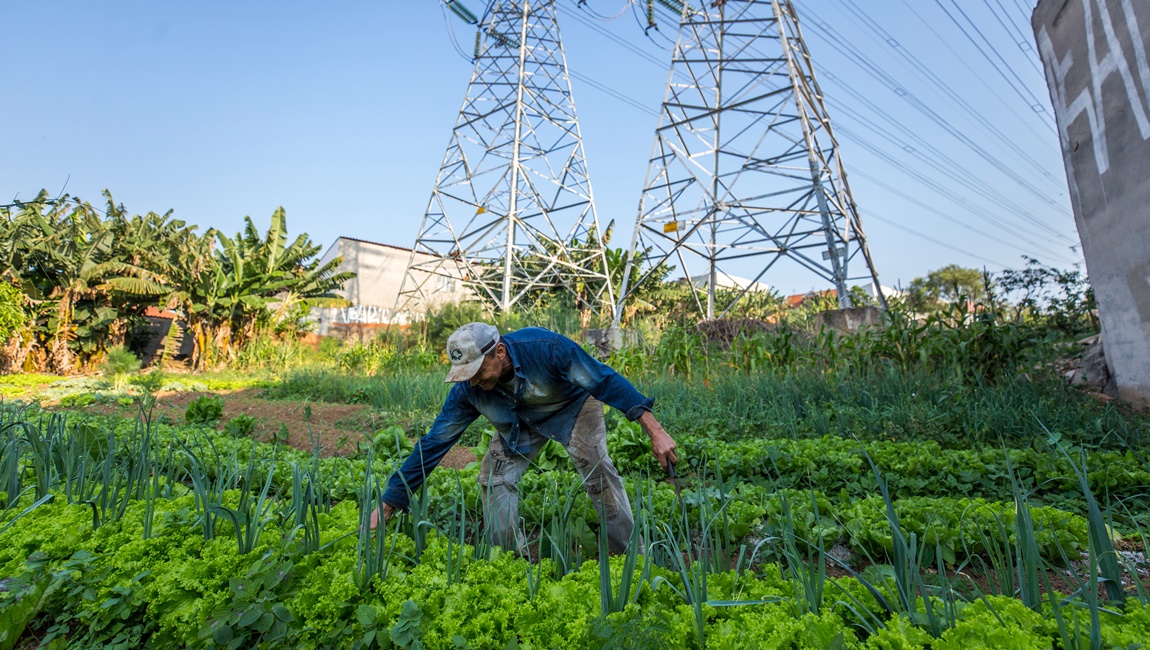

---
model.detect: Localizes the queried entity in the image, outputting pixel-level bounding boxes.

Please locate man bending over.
[369,322,677,554]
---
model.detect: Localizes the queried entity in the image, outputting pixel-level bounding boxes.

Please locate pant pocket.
[478,457,507,488]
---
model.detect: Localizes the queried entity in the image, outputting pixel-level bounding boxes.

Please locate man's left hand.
[638,411,678,470]
[368,502,395,530]
[650,430,678,470]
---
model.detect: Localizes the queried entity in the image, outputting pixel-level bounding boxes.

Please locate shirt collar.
[502,336,524,376]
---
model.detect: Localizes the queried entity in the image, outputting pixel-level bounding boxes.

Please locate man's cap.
[444,322,501,383]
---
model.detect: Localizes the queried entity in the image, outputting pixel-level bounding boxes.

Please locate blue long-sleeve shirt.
[381,327,654,510]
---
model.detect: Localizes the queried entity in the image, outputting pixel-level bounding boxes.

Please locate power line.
[846,163,1072,264]
[561,0,669,70]
[933,0,1052,117]
[797,7,1072,222]
[834,121,1075,264]
[824,0,1059,174]
[984,0,1043,76]
[1012,0,1037,27]
[573,0,632,21]
[440,0,476,62]
[895,0,1055,138]
[864,208,1010,268]
[569,69,657,115]
[825,87,1074,251]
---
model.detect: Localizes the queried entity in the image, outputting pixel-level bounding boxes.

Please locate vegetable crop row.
[3,492,1148,649]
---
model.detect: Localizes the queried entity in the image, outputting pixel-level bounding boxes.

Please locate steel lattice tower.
[615,0,885,323]
[395,0,613,318]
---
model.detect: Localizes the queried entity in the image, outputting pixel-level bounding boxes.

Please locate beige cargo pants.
[476,397,635,555]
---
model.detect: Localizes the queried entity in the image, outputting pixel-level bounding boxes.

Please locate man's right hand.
[369,502,395,530]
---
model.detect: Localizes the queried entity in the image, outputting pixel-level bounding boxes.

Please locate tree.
[1,191,354,372]
[0,282,27,346]
[465,220,673,327]
[0,192,164,372]
[907,264,987,312]
[170,207,352,369]
[996,257,1097,336]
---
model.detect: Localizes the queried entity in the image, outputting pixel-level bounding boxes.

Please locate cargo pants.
[476,397,635,555]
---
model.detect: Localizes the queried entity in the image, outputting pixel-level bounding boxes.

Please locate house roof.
[784,289,836,307]
[144,306,179,319]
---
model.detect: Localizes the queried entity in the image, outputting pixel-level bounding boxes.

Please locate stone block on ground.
[812,306,884,334]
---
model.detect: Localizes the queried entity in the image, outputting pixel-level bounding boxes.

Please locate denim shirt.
[381,327,654,510]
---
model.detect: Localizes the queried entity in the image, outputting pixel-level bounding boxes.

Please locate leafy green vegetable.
[185,394,225,426]
[389,600,424,649]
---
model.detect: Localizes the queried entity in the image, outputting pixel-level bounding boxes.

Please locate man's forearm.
[637,410,666,438]
[381,432,458,510]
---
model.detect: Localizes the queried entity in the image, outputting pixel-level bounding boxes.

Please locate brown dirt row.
[54,389,478,468]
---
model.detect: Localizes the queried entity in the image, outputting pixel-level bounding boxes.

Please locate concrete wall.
[315,238,470,337]
[812,307,884,335]
[1033,0,1150,408]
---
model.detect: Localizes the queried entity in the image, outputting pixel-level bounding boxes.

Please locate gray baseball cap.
[444,322,501,383]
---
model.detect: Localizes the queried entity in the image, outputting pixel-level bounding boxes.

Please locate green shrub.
[841,496,1089,565]
[757,488,841,549]
[185,394,225,426]
[101,345,141,390]
[606,418,659,474]
[0,373,62,387]
[158,378,209,393]
[235,334,313,372]
[201,377,277,391]
[198,553,298,648]
[0,374,64,398]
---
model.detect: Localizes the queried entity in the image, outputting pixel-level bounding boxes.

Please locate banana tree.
[2,194,165,372]
[4,193,352,372]
[170,207,351,369]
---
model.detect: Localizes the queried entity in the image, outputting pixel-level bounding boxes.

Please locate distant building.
[865,283,905,302]
[782,283,903,308]
[313,237,470,338]
[686,272,772,294]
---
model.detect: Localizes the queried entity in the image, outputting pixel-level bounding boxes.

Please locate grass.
[0,374,66,398]
[264,362,1148,452]
[641,365,1148,449]
[262,369,448,411]
[0,374,65,388]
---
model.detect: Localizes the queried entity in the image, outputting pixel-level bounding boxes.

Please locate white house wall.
[315,238,470,336]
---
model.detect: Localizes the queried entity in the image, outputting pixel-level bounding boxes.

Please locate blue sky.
[0,1,1079,295]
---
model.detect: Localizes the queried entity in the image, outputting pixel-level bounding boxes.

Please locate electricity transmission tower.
[615,0,886,323]
[395,0,614,318]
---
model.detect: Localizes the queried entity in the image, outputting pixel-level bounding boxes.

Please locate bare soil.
[147,390,371,456]
[71,388,479,465]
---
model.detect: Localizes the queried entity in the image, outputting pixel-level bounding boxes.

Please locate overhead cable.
[933,0,1053,118]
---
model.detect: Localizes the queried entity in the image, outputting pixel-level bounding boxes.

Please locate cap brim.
[444,356,485,383]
